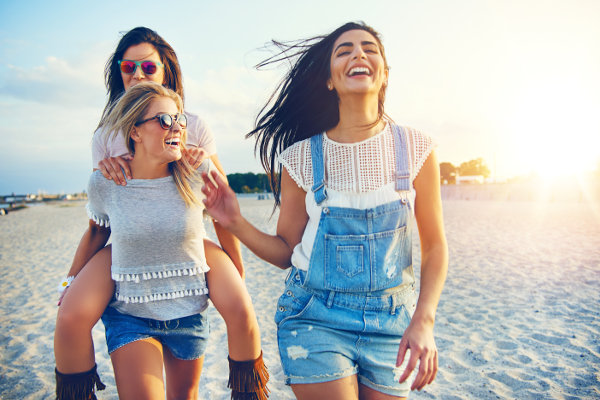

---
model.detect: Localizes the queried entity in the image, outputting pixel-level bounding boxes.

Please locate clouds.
[0,53,106,108]
[183,64,280,173]
[1,0,599,193]
[0,45,111,193]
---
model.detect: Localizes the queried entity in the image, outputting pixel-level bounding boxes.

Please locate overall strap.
[392,124,411,192]
[310,134,328,205]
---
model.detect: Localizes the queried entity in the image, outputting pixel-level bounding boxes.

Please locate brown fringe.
[55,364,106,400]
[228,351,269,400]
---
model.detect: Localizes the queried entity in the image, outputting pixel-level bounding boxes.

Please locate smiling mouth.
[348,67,372,77]
[165,138,180,148]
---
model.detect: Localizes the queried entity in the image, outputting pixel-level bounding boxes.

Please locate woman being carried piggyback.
[54,27,267,400]
[202,22,448,399]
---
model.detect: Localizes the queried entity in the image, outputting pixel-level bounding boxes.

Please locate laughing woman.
[80,82,266,399]
[202,22,448,399]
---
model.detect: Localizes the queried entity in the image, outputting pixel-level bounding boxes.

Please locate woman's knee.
[221,294,257,329]
[56,301,96,332]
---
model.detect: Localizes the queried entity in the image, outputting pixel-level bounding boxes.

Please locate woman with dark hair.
[54,27,268,400]
[202,22,448,399]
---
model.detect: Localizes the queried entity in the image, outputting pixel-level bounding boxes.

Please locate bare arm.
[208,154,246,277]
[397,150,448,390]
[66,219,111,278]
[202,168,308,269]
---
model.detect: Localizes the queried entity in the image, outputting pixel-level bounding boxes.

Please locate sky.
[1,0,599,194]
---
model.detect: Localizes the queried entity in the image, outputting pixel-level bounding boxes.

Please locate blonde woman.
[67,82,267,399]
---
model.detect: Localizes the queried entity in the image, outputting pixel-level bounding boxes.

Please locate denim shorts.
[275,268,417,397]
[101,306,210,360]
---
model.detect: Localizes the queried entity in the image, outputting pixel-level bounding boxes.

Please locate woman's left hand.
[182,146,207,170]
[396,317,438,391]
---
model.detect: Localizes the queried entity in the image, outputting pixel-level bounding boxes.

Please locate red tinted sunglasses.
[118,59,164,75]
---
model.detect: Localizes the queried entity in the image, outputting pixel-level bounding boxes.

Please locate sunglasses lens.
[119,61,136,74]
[177,114,187,128]
[159,114,173,129]
[141,61,157,75]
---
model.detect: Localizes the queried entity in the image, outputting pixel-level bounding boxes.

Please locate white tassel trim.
[115,287,209,304]
[112,266,206,282]
[85,203,110,227]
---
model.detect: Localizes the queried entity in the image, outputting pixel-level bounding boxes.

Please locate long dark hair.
[98,27,184,127]
[248,22,389,206]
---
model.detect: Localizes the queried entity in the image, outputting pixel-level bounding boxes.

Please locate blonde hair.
[102,82,201,206]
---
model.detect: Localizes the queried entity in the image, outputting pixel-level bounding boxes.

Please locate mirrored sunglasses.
[135,113,187,130]
[118,59,164,75]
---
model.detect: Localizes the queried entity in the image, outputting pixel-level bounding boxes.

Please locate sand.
[0,194,598,399]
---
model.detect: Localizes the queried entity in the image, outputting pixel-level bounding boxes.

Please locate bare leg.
[110,338,165,400]
[204,240,261,361]
[292,376,360,400]
[54,245,114,373]
[292,374,408,399]
[359,383,407,400]
[163,346,204,400]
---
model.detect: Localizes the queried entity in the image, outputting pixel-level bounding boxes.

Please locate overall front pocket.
[324,233,370,292]
[323,226,408,292]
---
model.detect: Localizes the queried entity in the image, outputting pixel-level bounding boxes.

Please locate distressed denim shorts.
[101,306,210,360]
[275,268,417,397]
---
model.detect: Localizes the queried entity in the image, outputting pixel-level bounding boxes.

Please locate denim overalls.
[275,124,417,396]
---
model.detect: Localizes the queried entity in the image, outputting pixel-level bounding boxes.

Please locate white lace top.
[280,122,433,193]
[278,122,435,271]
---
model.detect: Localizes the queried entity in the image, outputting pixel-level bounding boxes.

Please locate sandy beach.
[0,194,599,399]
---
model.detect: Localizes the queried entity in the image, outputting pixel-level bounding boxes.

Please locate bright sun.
[510,81,600,180]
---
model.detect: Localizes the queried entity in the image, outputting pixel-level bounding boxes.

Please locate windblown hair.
[102,82,200,206]
[98,27,184,128]
[248,22,389,207]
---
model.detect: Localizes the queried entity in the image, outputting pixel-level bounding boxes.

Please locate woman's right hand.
[201,170,241,230]
[98,155,133,185]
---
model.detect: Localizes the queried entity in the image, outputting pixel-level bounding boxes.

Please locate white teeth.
[349,67,371,76]
[165,138,180,146]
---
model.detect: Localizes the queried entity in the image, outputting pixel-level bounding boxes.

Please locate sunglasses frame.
[135,113,187,130]
[118,59,164,75]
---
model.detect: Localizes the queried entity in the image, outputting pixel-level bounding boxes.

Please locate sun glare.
[510,81,600,181]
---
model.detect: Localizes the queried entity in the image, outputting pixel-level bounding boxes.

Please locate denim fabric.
[276,269,417,396]
[101,306,210,360]
[276,125,418,396]
[305,125,413,293]
[307,199,412,292]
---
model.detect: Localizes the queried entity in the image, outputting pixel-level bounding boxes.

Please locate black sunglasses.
[135,113,187,130]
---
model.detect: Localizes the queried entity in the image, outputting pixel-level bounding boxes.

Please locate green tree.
[439,162,457,184]
[458,158,490,178]
[226,173,272,193]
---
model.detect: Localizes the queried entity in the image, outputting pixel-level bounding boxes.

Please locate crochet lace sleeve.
[278,139,312,191]
[406,127,436,181]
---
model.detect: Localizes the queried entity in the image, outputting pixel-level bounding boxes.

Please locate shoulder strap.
[392,124,411,192]
[309,134,327,205]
